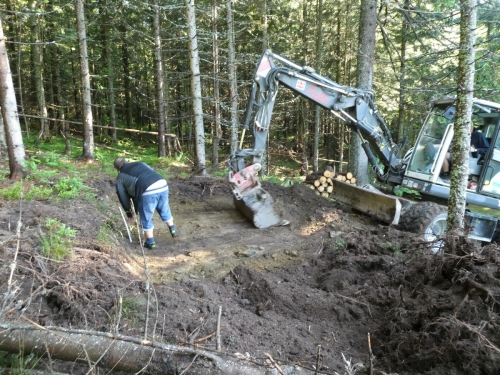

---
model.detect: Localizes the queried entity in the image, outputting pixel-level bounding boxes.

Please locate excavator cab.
[402,98,500,243]
[406,98,500,194]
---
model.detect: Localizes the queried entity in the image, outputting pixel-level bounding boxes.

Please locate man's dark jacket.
[116,162,166,217]
[471,128,490,155]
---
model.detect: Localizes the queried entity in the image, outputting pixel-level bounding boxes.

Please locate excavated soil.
[1,167,500,375]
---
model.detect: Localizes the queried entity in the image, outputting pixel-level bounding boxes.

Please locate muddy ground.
[1,166,500,375]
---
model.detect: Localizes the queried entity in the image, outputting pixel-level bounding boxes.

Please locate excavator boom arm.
[231,50,404,180]
[228,50,405,228]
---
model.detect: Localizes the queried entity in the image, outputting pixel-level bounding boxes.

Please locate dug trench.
[1,174,500,374]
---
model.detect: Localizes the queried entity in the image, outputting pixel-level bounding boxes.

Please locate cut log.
[319,176,327,184]
[346,172,353,180]
[317,185,325,192]
[305,173,324,181]
[323,170,332,178]
[350,177,357,184]
[326,186,333,193]
[314,180,321,187]
[321,192,329,198]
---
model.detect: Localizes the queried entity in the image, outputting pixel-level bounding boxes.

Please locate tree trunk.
[0,108,6,154]
[397,0,409,145]
[154,3,167,158]
[29,0,49,144]
[0,324,314,375]
[0,18,25,179]
[313,0,323,173]
[211,0,222,169]
[54,44,69,155]
[186,0,207,175]
[300,0,309,175]
[349,0,377,186]
[121,33,133,129]
[227,0,239,158]
[261,0,269,51]
[76,0,95,161]
[447,0,477,233]
[103,0,117,143]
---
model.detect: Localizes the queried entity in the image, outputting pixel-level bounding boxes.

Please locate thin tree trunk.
[121,34,132,129]
[262,0,269,51]
[186,0,207,175]
[349,0,377,186]
[447,0,477,233]
[0,18,25,179]
[212,0,222,169]
[227,0,238,158]
[335,10,343,172]
[103,0,117,142]
[397,0,409,144]
[76,0,94,161]
[29,0,49,144]
[313,0,323,173]
[154,2,167,157]
[54,44,69,154]
[0,108,6,154]
[300,0,309,175]
[16,20,29,140]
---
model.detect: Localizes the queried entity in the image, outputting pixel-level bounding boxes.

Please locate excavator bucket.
[229,163,288,228]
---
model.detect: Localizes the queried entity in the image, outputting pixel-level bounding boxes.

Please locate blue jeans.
[138,190,172,231]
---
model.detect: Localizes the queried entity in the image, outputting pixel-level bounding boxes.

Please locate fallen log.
[0,323,318,375]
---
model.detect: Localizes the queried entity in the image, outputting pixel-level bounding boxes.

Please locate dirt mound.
[1,174,500,374]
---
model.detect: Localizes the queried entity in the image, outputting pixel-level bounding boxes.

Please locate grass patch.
[0,349,41,374]
[120,296,143,322]
[0,180,23,200]
[97,222,119,245]
[39,218,76,260]
[54,177,86,199]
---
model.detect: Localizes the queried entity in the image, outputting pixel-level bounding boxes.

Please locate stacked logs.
[304,169,357,197]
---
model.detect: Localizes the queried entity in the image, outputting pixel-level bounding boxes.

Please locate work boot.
[143,241,156,250]
[169,227,179,238]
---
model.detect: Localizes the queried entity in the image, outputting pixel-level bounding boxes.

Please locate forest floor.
[1,161,500,375]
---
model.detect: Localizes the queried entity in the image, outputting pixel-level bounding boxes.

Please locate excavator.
[228,49,500,246]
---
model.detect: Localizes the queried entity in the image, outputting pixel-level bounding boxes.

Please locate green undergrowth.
[39,218,76,261]
[1,133,302,204]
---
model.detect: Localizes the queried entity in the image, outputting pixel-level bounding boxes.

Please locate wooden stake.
[265,353,284,375]
[216,306,222,351]
[315,345,321,375]
[368,332,374,375]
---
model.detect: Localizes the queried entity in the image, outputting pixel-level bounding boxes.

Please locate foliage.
[330,238,347,252]
[24,185,53,200]
[120,297,142,321]
[39,218,76,261]
[262,175,283,184]
[98,222,119,245]
[393,185,421,198]
[211,168,228,178]
[0,349,41,374]
[0,181,23,200]
[54,177,85,199]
